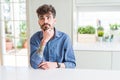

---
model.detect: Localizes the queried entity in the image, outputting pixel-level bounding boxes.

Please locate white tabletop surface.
[0,66,120,80]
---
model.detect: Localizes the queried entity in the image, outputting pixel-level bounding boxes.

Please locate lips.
[41,23,51,31]
[43,26,49,31]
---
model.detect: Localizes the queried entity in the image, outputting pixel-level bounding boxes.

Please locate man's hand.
[41,28,54,45]
[38,62,57,70]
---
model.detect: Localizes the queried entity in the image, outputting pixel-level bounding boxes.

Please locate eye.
[38,15,44,20]
[47,15,52,20]
[47,16,50,19]
[39,17,44,20]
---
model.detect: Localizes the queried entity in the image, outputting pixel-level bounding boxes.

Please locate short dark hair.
[36,4,56,18]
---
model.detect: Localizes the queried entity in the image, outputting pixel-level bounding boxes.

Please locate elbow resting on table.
[30,60,39,69]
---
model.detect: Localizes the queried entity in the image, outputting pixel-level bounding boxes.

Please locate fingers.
[38,62,46,67]
[42,28,54,42]
[40,65,49,70]
[38,62,49,70]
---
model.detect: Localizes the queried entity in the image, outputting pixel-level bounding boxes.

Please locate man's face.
[38,12,56,31]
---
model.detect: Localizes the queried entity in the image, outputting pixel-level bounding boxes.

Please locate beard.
[41,23,51,31]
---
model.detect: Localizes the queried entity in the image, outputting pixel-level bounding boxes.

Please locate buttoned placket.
[47,39,57,62]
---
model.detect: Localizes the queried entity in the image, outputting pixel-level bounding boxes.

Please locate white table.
[0,66,120,80]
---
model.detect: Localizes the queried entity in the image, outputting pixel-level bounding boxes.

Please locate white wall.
[0,37,1,65]
[28,0,73,38]
[0,21,2,65]
[76,0,120,4]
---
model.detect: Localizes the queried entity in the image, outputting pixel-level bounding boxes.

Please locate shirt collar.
[54,28,60,38]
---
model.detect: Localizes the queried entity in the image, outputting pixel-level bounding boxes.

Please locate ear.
[54,18,56,24]
[38,20,40,25]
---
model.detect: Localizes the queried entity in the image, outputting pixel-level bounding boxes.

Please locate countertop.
[0,66,120,80]
[73,42,120,51]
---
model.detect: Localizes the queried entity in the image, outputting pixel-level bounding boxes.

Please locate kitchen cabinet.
[73,42,120,70]
[75,51,111,69]
[74,50,120,70]
[112,52,120,70]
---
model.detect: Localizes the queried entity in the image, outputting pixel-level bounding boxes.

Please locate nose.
[43,17,48,23]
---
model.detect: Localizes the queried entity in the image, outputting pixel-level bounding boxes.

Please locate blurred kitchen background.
[0,0,120,70]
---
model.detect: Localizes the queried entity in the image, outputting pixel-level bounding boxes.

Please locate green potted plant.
[97,26,104,36]
[109,23,120,42]
[17,21,27,48]
[97,31,104,37]
[6,34,13,51]
[109,24,120,30]
[78,25,96,34]
[97,26,104,42]
[77,25,96,43]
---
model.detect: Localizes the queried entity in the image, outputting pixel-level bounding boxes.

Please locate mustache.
[41,23,51,27]
[41,23,51,31]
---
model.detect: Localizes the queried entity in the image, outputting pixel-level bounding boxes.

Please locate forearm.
[30,40,47,69]
[37,39,47,57]
[30,53,43,69]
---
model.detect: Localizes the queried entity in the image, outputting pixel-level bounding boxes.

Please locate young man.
[30,4,76,70]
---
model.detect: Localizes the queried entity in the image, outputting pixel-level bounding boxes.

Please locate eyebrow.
[39,14,52,18]
[39,15,43,18]
[39,12,52,16]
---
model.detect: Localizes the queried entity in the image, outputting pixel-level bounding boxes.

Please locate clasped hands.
[38,62,57,70]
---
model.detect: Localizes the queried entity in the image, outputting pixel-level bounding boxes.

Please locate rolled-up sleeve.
[30,37,43,69]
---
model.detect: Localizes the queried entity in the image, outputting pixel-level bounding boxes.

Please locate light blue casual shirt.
[30,28,76,69]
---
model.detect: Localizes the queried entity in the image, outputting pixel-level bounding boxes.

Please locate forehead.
[39,12,53,17]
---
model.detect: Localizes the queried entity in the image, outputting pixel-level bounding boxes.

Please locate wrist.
[41,39,47,46]
[56,62,61,68]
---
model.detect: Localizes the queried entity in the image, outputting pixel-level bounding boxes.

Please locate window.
[78,11,120,31]
[74,3,120,43]
[0,0,28,67]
